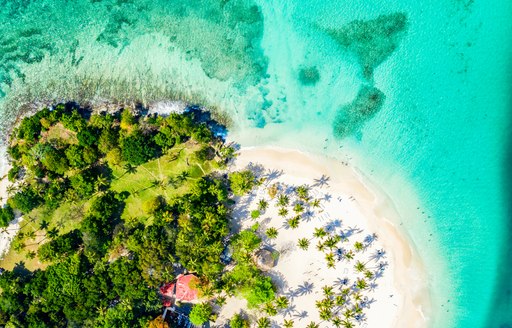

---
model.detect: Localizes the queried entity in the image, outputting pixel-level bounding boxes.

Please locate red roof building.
[160,274,200,306]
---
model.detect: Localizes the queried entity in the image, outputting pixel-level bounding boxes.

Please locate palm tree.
[332,317,343,328]
[293,202,304,213]
[344,250,354,261]
[327,259,335,269]
[25,251,36,260]
[256,317,271,328]
[39,220,50,231]
[177,171,189,183]
[276,296,289,309]
[341,288,351,297]
[6,185,17,196]
[296,185,309,200]
[319,308,332,321]
[95,174,109,192]
[215,296,226,307]
[278,207,289,217]
[297,238,310,250]
[288,217,300,229]
[324,236,340,249]
[335,295,346,307]
[266,227,279,240]
[354,261,366,273]
[316,241,326,252]
[364,270,374,280]
[355,279,367,290]
[123,163,137,175]
[264,303,277,316]
[325,253,335,267]
[322,285,334,297]
[313,227,327,239]
[353,241,364,252]
[311,198,321,208]
[306,322,319,328]
[13,240,25,252]
[47,227,59,239]
[283,319,294,328]
[277,194,290,207]
[258,199,268,211]
[343,309,354,320]
[341,319,354,328]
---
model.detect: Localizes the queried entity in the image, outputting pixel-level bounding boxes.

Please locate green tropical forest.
[0,104,273,327]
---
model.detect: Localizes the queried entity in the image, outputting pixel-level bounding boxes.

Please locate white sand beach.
[0,156,21,260]
[217,146,430,327]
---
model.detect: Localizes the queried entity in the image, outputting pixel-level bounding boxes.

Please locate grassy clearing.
[110,142,215,222]
[42,122,78,144]
[0,140,217,270]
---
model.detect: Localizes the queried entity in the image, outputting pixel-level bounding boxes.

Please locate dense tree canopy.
[0,103,270,327]
[0,205,14,227]
[229,170,256,196]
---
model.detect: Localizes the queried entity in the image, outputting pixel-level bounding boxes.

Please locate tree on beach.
[313,227,327,239]
[267,183,279,199]
[229,170,256,196]
[306,322,320,328]
[278,207,289,218]
[0,204,15,227]
[263,302,277,316]
[287,216,300,229]
[332,317,343,328]
[354,261,366,273]
[341,319,355,328]
[276,296,289,309]
[256,317,271,328]
[293,202,305,213]
[265,227,278,240]
[277,194,290,207]
[297,238,310,250]
[310,198,321,208]
[230,313,250,328]
[354,241,364,252]
[283,319,295,328]
[258,199,268,211]
[296,185,309,201]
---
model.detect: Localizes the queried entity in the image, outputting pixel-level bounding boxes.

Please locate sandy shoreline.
[230,146,431,327]
[0,152,21,260]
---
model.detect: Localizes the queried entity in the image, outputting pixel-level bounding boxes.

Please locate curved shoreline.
[233,145,431,327]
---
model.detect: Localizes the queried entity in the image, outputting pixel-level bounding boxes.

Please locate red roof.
[160,274,199,305]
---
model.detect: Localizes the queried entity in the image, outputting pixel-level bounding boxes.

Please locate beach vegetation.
[256,317,271,328]
[297,238,310,250]
[277,194,290,207]
[0,204,15,227]
[287,216,300,229]
[189,302,213,326]
[0,105,263,327]
[265,227,278,239]
[258,199,268,211]
[267,183,279,199]
[313,227,327,239]
[275,296,289,309]
[230,313,250,328]
[278,207,288,217]
[251,209,261,219]
[229,170,256,196]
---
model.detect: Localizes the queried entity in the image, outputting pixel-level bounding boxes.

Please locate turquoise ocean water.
[0,0,510,327]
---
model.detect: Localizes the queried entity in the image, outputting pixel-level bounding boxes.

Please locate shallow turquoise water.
[0,0,511,327]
